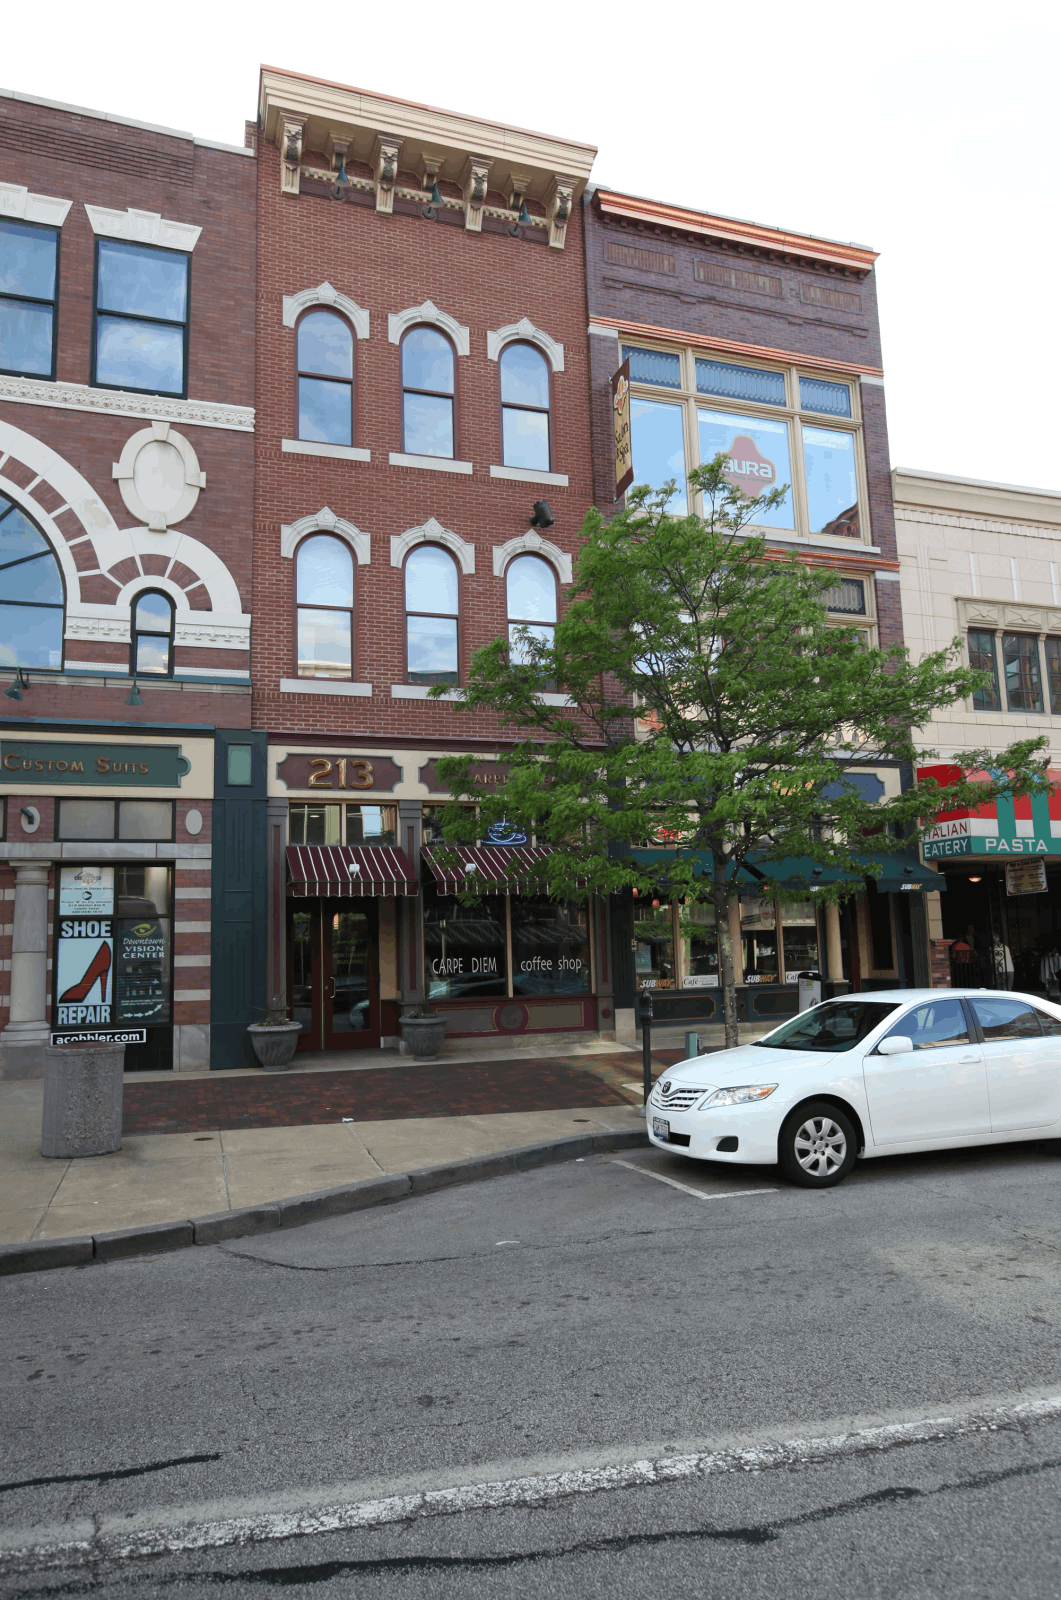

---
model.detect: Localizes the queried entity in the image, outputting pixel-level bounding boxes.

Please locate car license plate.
[652,1118,670,1140]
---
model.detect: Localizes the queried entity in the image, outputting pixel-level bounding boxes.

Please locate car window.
[883,999,969,1050]
[756,1000,899,1052]
[1034,1008,1061,1037]
[970,997,1044,1041]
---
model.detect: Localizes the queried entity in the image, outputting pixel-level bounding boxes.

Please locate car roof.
[817,988,1060,1009]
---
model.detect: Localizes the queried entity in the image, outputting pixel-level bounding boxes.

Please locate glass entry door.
[288,900,380,1051]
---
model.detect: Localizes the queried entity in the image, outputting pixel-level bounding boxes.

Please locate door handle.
[959,1053,980,1063]
[328,977,335,999]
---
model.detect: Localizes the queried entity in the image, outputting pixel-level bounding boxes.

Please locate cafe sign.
[275,752,403,791]
[418,758,511,795]
[612,357,633,499]
[1,741,190,787]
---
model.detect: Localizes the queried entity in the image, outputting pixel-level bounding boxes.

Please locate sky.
[7,0,1058,491]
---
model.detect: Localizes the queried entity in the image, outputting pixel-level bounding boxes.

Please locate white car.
[646,988,1061,1187]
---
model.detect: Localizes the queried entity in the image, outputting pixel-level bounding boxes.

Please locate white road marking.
[609,1158,778,1202]
[5,1391,1061,1573]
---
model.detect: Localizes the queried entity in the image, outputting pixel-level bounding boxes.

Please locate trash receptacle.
[797,971,822,1012]
[41,1042,125,1158]
[684,1030,699,1059]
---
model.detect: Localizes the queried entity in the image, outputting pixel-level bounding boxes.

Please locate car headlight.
[702,1084,778,1108]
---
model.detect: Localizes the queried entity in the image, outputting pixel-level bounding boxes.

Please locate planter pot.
[398,1014,449,1060]
[247,1021,303,1071]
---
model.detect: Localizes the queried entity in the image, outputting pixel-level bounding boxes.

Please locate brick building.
[250,69,602,1053]
[0,88,257,1075]
[582,186,933,1035]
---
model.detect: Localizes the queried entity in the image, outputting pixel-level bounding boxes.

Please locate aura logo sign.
[723,434,777,496]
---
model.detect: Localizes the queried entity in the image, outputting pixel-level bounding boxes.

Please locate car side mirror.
[877,1035,913,1056]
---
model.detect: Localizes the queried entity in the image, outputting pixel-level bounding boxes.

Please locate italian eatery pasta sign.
[919,764,1061,858]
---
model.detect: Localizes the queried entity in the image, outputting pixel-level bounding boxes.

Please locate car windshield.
[755,1000,900,1053]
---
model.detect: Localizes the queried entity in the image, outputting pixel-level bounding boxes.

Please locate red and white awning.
[421,843,569,894]
[286,845,418,897]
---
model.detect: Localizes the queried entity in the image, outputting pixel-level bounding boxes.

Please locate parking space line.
[609,1159,778,1201]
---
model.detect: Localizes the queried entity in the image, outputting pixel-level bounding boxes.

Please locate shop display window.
[681,902,719,987]
[780,903,819,982]
[741,897,778,983]
[422,804,477,846]
[54,863,172,1030]
[57,799,174,842]
[634,901,676,988]
[511,897,590,996]
[289,803,396,847]
[423,887,506,1000]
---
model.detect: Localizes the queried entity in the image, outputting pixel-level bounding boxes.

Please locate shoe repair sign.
[55,919,114,1025]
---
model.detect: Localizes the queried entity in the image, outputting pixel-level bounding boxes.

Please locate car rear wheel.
[779,1101,857,1188]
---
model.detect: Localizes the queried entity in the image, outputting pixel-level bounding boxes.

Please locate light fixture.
[968,875,982,883]
[517,198,531,225]
[529,500,554,529]
[429,179,442,205]
[126,680,142,706]
[4,667,27,700]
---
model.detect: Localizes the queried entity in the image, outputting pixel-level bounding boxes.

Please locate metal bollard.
[639,988,654,1107]
[684,1030,699,1059]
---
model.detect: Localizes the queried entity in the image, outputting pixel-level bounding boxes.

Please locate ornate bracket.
[547,175,576,250]
[278,114,306,197]
[460,154,493,233]
[373,132,403,215]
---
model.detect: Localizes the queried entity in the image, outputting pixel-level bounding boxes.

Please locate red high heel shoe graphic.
[59,941,112,1005]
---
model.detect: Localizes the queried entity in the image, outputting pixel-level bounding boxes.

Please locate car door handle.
[958,1053,980,1063]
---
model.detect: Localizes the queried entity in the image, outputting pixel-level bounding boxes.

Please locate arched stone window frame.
[491,531,571,585]
[387,300,469,356]
[486,317,565,373]
[280,507,370,566]
[390,516,474,574]
[282,282,370,339]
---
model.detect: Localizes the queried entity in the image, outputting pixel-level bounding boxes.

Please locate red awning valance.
[421,843,566,894]
[286,844,418,897]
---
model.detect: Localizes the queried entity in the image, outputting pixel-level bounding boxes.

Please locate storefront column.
[0,861,51,1074]
[397,801,424,1013]
[825,901,843,983]
[265,798,289,1015]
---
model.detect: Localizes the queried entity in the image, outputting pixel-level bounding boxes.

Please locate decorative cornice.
[595,190,878,275]
[390,517,474,574]
[0,372,254,432]
[957,598,1061,635]
[492,531,572,584]
[486,317,564,372]
[591,315,883,379]
[387,301,469,356]
[0,182,72,227]
[282,282,369,339]
[84,205,202,251]
[281,507,370,564]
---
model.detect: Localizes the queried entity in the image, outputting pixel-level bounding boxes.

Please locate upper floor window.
[968,629,1001,710]
[500,343,551,471]
[1002,632,1043,712]
[0,495,64,670]
[506,554,557,662]
[297,311,353,445]
[406,545,458,685]
[94,240,188,396]
[296,535,354,679]
[621,344,863,540]
[401,327,454,457]
[131,590,174,677]
[0,220,58,379]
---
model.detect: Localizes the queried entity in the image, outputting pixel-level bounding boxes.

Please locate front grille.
[653,1086,708,1112]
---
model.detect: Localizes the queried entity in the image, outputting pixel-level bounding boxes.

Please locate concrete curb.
[0,1127,648,1277]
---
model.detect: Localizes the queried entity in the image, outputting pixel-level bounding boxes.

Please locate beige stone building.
[894,467,1061,991]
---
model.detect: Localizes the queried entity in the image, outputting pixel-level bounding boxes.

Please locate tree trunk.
[713,865,739,1050]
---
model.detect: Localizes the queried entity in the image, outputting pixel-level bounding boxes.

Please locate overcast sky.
[8,0,1058,491]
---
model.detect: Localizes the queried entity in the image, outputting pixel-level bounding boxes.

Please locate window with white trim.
[500,343,551,471]
[0,218,59,378]
[297,311,353,445]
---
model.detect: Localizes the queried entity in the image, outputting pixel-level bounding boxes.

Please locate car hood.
[656,1042,843,1090]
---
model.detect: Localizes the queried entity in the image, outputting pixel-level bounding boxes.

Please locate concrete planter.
[247,1021,303,1071]
[41,1043,124,1158]
[398,1014,449,1059]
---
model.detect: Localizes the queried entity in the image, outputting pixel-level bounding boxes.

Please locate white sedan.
[645,988,1061,1187]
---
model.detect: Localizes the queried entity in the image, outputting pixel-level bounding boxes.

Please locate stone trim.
[957,598,1061,635]
[489,465,569,487]
[390,517,474,574]
[281,439,370,463]
[0,182,72,227]
[280,679,373,697]
[895,505,1061,540]
[281,282,370,339]
[0,373,254,432]
[84,205,202,252]
[391,685,464,701]
[280,507,370,565]
[388,452,473,476]
[112,422,205,531]
[387,300,470,356]
[491,531,573,584]
[486,317,565,372]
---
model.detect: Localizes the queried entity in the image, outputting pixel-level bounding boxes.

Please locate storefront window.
[57,799,173,842]
[422,804,477,845]
[780,903,819,982]
[54,863,171,1030]
[289,803,341,846]
[634,901,676,988]
[345,805,396,846]
[741,897,778,983]
[681,902,718,987]
[629,398,687,512]
[511,897,590,996]
[289,803,397,847]
[423,887,506,1000]
[801,426,858,536]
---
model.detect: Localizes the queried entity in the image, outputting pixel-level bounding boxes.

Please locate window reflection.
[0,496,64,669]
[296,535,354,679]
[297,311,353,445]
[511,898,589,995]
[406,546,459,684]
[629,398,687,511]
[423,888,506,999]
[802,426,858,536]
[697,409,794,528]
[0,218,58,377]
[94,240,189,396]
[402,327,455,457]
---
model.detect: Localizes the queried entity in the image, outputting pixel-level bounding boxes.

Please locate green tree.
[431,458,1047,1046]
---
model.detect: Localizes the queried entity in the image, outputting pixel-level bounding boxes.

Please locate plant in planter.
[247,1006,303,1071]
[398,1007,449,1060]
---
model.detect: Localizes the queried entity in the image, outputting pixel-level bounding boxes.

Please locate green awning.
[626,847,944,892]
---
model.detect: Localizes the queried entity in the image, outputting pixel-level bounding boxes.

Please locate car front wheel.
[779,1101,857,1188]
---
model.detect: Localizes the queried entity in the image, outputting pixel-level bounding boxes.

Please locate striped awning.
[286,845,418,897]
[422,843,567,894]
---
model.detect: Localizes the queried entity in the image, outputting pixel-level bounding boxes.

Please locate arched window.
[131,590,174,676]
[500,343,550,471]
[405,545,458,685]
[297,311,353,446]
[506,554,557,675]
[401,327,455,458]
[0,494,64,671]
[296,535,354,679]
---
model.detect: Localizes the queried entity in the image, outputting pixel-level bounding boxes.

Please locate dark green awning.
[627,846,944,893]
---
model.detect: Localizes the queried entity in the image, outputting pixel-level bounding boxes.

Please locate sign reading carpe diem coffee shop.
[1,741,191,786]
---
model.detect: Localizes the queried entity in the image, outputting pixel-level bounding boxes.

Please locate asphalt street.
[4,1136,1061,1597]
